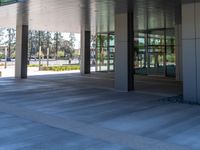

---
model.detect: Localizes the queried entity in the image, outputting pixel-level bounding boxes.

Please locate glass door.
[108,34,115,71]
[166,29,176,77]
[148,52,165,75]
[147,30,166,76]
[135,32,148,75]
[134,29,175,77]
[95,33,115,72]
[96,34,108,71]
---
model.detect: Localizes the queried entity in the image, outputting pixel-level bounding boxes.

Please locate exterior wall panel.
[196,2,200,38]
[115,11,134,91]
[115,41,128,90]
[182,39,197,102]
[175,24,183,81]
[196,39,200,102]
[182,3,195,39]
[115,13,129,91]
[196,2,200,102]
[115,14,128,42]
[182,2,200,103]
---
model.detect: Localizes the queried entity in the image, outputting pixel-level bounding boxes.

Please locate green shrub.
[28,64,45,67]
[0,54,4,59]
[41,65,80,71]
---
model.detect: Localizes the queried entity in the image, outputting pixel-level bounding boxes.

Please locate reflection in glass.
[134,2,176,77]
[96,33,115,72]
[135,29,176,77]
[0,0,17,5]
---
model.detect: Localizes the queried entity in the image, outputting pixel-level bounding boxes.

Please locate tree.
[67,33,75,58]
[53,32,63,59]
[91,34,97,49]
[28,30,54,59]
[90,34,97,64]
[69,33,75,48]
[4,28,16,59]
[60,40,72,59]
[28,30,34,59]
[0,28,5,59]
[97,34,108,64]
[60,33,75,61]
[28,30,40,59]
[0,28,4,45]
[40,31,53,57]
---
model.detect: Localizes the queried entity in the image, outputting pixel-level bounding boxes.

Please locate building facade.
[0,0,199,103]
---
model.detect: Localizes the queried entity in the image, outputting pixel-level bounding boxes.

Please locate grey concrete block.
[196,2,200,38]
[182,3,195,39]
[182,39,197,102]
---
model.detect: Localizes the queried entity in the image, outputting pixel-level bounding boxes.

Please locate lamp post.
[4,47,7,69]
[47,47,49,67]
[39,46,42,71]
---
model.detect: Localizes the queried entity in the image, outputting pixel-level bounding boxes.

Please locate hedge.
[40,65,80,71]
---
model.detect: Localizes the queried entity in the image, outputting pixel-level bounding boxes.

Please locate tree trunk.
[8,29,11,59]
[55,32,58,60]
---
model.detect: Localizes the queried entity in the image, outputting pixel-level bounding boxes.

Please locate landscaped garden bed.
[40,65,80,71]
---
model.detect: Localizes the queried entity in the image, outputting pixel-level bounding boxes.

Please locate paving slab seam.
[23,78,179,98]
[24,78,116,92]
[0,101,193,150]
[134,91,177,97]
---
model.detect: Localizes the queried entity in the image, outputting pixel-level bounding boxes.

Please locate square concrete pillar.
[196,2,200,102]
[182,3,195,39]
[197,39,200,102]
[182,39,197,101]
[15,25,29,79]
[196,2,200,38]
[175,6,183,81]
[182,2,200,103]
[175,24,183,81]
[15,3,29,79]
[115,7,134,91]
[80,30,90,74]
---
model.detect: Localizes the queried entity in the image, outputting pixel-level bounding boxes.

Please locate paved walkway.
[0,66,81,77]
[0,73,199,150]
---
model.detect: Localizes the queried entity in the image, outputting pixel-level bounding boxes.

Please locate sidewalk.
[0,66,80,78]
[0,73,198,150]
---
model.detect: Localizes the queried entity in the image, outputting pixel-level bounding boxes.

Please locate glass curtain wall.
[134,6,176,77]
[95,33,115,72]
[94,2,176,77]
[0,0,17,5]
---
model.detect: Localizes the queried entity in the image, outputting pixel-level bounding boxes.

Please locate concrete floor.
[0,73,199,150]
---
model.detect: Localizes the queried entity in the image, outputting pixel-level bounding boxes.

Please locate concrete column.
[182,1,200,103]
[15,4,28,79]
[196,2,200,103]
[80,30,91,74]
[175,24,183,81]
[115,4,134,91]
[15,25,28,78]
[175,6,183,81]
